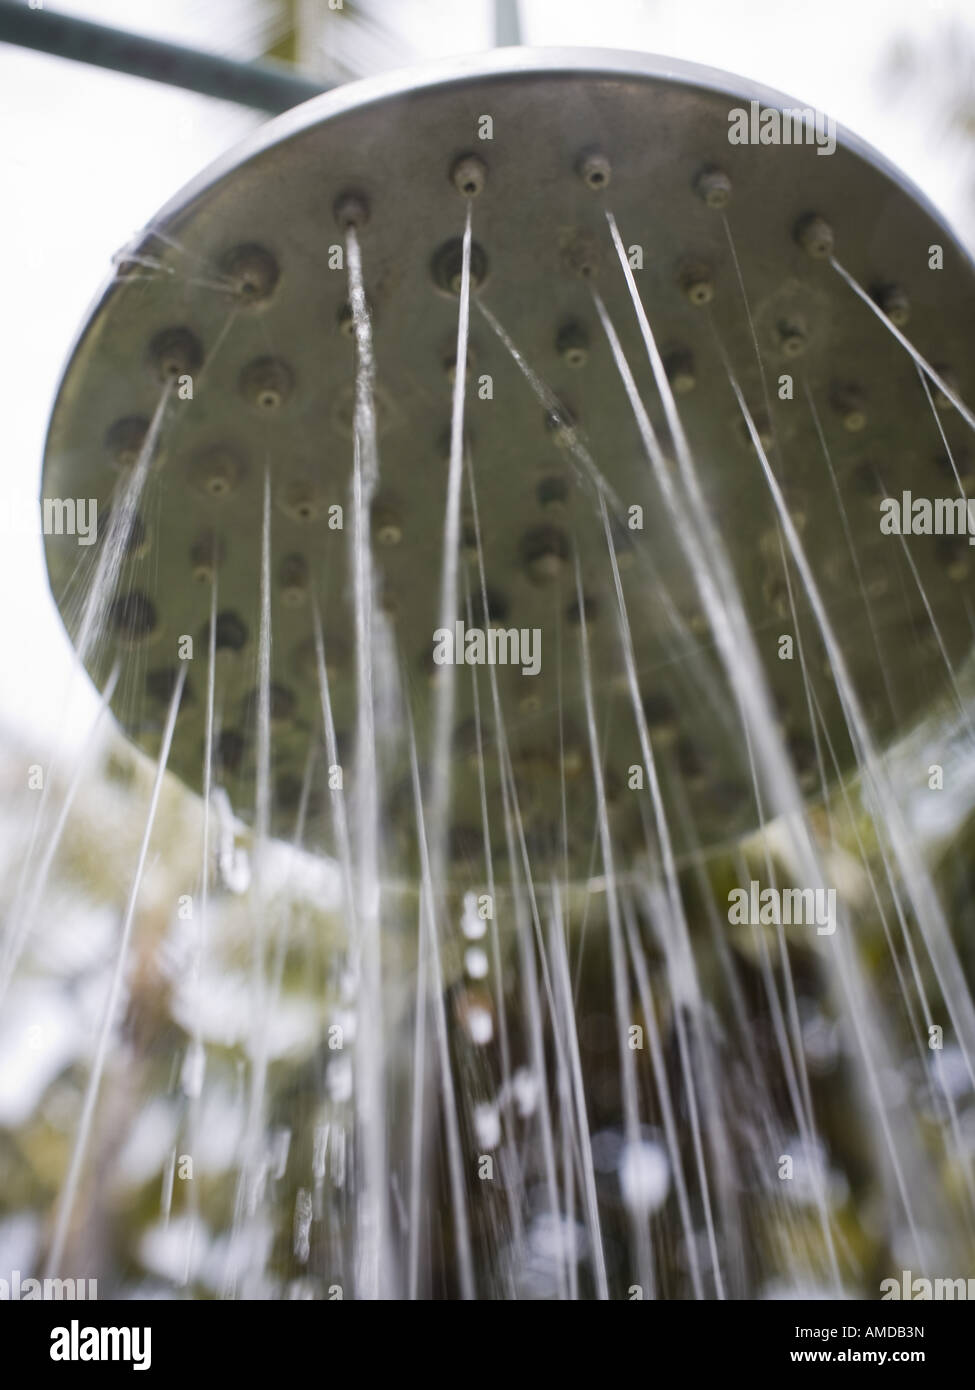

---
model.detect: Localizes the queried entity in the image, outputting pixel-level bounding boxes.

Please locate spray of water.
[45,663,188,1278]
[345,220,394,1299]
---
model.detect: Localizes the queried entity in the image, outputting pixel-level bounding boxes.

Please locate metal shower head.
[41,48,975,872]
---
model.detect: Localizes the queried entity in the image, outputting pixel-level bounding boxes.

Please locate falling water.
[345,219,394,1299]
[223,468,276,1297]
[22,60,975,1306]
[830,256,975,432]
[0,659,120,1003]
[45,663,188,1278]
[72,378,174,673]
[180,567,219,1286]
[599,208,957,1267]
[3,379,173,997]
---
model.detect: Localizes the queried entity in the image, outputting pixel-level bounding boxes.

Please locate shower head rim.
[155,44,967,250]
[45,43,975,423]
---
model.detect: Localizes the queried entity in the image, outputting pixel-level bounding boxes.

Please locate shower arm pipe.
[495,0,522,47]
[0,0,330,114]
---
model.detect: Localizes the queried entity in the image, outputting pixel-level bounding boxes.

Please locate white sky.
[0,0,972,756]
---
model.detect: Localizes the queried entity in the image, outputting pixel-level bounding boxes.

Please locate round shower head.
[41,47,975,870]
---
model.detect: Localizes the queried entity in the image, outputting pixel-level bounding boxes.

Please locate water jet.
[32,47,975,1301]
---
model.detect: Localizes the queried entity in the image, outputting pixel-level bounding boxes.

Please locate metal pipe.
[0,0,329,113]
[494,0,522,47]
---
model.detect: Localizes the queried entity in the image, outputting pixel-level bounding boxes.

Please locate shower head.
[41,47,975,870]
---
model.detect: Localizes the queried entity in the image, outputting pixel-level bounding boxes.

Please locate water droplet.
[474,1102,501,1149]
[512,1067,538,1117]
[465,946,489,979]
[619,1140,670,1213]
[180,1040,205,1098]
[326,1057,353,1105]
[466,1005,493,1045]
[461,891,486,939]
